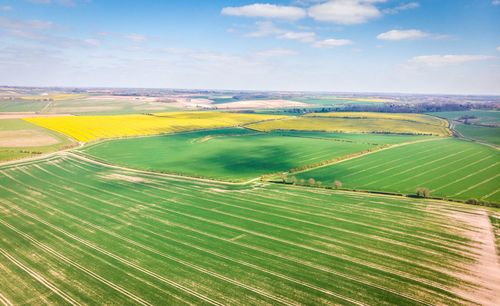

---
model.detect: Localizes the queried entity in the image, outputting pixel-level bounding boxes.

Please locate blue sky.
[0,0,499,94]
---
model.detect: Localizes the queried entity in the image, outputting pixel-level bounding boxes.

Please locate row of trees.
[280,173,342,189]
[279,173,434,199]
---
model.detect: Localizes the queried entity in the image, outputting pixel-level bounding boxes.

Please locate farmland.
[428,111,500,126]
[294,138,500,203]
[0,155,499,305]
[79,129,409,181]
[427,111,500,146]
[307,112,448,127]
[455,124,500,146]
[0,119,75,162]
[247,113,451,136]
[25,112,285,142]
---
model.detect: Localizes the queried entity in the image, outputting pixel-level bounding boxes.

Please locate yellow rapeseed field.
[305,112,448,127]
[24,112,284,142]
[247,112,451,136]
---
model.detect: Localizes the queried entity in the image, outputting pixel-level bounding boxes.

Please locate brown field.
[216,99,309,109]
[0,130,59,147]
[0,113,72,120]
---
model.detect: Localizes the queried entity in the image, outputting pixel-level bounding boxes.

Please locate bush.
[416,187,430,198]
[333,180,342,189]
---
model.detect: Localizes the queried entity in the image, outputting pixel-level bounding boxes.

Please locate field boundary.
[287,137,444,176]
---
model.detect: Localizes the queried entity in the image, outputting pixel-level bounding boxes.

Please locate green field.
[80,128,392,181]
[294,138,500,203]
[455,124,500,145]
[428,110,500,126]
[0,99,50,112]
[0,155,495,305]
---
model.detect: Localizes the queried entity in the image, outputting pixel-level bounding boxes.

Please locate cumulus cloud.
[308,0,382,24]
[409,55,496,67]
[377,29,429,41]
[278,31,316,42]
[383,2,419,14]
[221,3,306,20]
[256,48,298,57]
[314,38,353,48]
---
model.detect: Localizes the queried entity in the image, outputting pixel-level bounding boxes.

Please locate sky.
[0,0,499,94]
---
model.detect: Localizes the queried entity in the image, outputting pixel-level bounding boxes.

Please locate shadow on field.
[201,145,295,174]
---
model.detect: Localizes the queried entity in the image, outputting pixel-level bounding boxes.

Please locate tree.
[334,180,342,189]
[291,176,297,185]
[317,181,322,188]
[416,187,430,198]
[280,173,288,183]
[308,178,315,186]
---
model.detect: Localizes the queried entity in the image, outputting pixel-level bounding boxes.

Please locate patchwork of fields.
[0,119,75,162]
[25,112,285,142]
[247,112,451,136]
[0,155,498,305]
[80,129,386,181]
[295,138,500,203]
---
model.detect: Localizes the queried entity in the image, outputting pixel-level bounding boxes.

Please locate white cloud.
[409,55,496,67]
[497,46,500,51]
[256,48,298,57]
[492,0,500,5]
[314,38,353,48]
[308,0,382,24]
[221,3,306,20]
[0,17,56,30]
[377,29,429,41]
[383,2,419,14]
[246,21,284,37]
[0,5,13,11]
[278,31,316,42]
[126,34,147,42]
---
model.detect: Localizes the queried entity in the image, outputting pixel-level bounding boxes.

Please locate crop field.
[429,111,500,126]
[0,99,51,112]
[20,93,88,101]
[25,112,285,142]
[80,129,384,181]
[306,112,448,127]
[292,98,389,105]
[456,124,500,145]
[247,114,450,136]
[295,138,500,203]
[40,97,180,115]
[0,119,74,162]
[0,155,498,305]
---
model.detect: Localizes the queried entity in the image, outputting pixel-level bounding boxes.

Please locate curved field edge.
[292,138,500,204]
[23,112,287,142]
[246,115,451,137]
[77,129,436,182]
[0,119,77,163]
[0,154,499,305]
